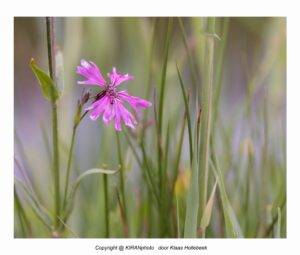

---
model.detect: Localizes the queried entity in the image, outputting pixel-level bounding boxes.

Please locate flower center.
[106,85,118,104]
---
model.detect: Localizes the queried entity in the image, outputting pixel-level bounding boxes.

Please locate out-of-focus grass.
[14,17,286,238]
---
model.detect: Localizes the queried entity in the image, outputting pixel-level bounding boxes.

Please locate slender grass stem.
[103,174,109,237]
[123,131,160,206]
[46,17,60,231]
[199,18,216,228]
[156,18,173,237]
[116,188,129,237]
[171,113,186,197]
[140,142,160,205]
[176,64,193,165]
[212,18,229,126]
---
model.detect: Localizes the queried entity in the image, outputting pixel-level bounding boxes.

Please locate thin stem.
[103,174,109,237]
[176,64,193,164]
[156,18,173,237]
[199,17,216,236]
[140,142,160,205]
[124,131,160,206]
[46,17,60,230]
[62,125,77,209]
[116,132,128,233]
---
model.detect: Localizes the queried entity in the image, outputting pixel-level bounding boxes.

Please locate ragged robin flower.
[76,60,151,131]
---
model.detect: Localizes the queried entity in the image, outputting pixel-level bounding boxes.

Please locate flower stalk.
[103,174,109,237]
[116,132,128,234]
[46,17,60,231]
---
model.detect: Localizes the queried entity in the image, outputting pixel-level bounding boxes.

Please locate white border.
[1,1,299,254]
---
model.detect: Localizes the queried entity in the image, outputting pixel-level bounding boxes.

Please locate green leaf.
[184,155,199,237]
[176,64,193,164]
[30,58,60,101]
[200,181,217,232]
[62,168,119,220]
[72,168,119,194]
[184,133,199,237]
[210,159,243,237]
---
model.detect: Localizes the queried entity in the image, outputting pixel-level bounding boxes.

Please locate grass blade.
[183,143,199,237]
[171,113,186,196]
[176,64,193,164]
[63,168,118,220]
[200,181,217,236]
[199,17,216,223]
[71,168,118,194]
[210,158,243,238]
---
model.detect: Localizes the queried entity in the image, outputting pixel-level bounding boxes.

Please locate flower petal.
[108,67,134,87]
[114,100,137,131]
[118,90,152,112]
[114,102,122,131]
[103,99,115,125]
[76,60,106,87]
[87,95,109,120]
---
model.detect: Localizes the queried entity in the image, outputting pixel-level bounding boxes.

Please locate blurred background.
[14,17,286,238]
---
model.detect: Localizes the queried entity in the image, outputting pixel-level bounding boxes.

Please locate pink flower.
[76,60,152,131]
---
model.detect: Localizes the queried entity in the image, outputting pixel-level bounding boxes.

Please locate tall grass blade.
[171,113,186,196]
[199,17,216,221]
[176,64,193,164]
[183,144,199,237]
[212,18,229,126]
[210,159,243,237]
[158,18,173,133]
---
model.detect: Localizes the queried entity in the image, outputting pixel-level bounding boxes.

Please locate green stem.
[63,125,77,210]
[176,65,193,164]
[140,142,160,204]
[103,174,109,237]
[156,18,172,237]
[199,17,216,234]
[116,132,128,233]
[46,17,60,231]
[212,18,229,126]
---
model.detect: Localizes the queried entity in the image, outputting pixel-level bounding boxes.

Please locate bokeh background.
[14,17,286,237]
